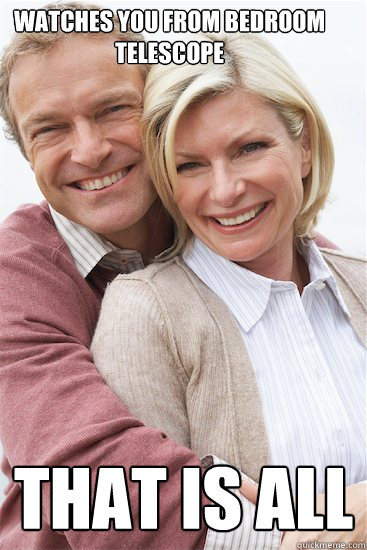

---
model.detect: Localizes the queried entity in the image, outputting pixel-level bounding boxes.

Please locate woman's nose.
[209,164,247,207]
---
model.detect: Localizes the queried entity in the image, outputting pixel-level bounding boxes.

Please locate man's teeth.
[215,203,266,226]
[77,169,128,191]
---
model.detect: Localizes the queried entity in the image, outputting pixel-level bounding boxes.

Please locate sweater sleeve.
[91,276,192,452]
[0,220,208,549]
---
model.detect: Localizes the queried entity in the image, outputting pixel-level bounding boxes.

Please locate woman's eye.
[176,162,201,174]
[240,141,267,154]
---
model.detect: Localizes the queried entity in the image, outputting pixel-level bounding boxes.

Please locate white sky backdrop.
[0,0,366,501]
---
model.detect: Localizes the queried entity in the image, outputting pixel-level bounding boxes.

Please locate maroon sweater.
[0,202,208,549]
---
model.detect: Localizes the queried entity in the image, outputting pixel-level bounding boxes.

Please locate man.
[0,3,279,549]
[0,3,364,549]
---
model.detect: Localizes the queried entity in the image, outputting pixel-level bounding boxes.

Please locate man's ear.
[301,117,312,178]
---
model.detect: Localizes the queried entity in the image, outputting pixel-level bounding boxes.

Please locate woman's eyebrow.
[175,151,202,159]
[175,129,262,158]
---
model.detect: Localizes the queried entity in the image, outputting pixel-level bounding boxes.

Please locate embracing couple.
[0,2,365,549]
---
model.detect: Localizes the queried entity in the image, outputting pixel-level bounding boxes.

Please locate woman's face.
[174,89,312,271]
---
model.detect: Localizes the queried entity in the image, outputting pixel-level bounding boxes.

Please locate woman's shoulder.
[98,257,234,345]
[320,247,366,275]
[320,247,366,262]
[113,256,187,280]
[102,256,211,311]
[107,257,204,291]
[320,247,366,310]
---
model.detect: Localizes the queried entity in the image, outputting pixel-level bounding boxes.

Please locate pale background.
[0,0,365,502]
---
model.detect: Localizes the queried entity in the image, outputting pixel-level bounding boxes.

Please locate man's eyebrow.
[22,112,61,137]
[92,89,142,110]
[22,90,142,136]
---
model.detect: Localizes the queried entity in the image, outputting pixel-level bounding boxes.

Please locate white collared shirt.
[50,206,145,276]
[185,238,366,493]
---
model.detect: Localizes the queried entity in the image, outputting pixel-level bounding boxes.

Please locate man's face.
[9,36,157,239]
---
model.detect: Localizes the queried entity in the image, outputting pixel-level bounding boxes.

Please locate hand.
[239,475,258,504]
[280,482,367,549]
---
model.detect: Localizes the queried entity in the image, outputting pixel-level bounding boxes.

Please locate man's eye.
[107,105,125,114]
[176,162,201,174]
[33,126,60,139]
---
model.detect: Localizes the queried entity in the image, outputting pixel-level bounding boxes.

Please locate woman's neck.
[237,233,310,293]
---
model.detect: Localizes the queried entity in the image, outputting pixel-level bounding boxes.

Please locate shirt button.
[315,281,326,290]
[315,368,323,382]
[337,428,345,447]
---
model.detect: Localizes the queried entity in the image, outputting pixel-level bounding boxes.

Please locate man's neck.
[102,199,174,264]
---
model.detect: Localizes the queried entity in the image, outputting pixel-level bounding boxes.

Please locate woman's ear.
[301,118,312,178]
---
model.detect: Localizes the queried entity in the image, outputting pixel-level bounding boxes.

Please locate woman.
[91,33,366,494]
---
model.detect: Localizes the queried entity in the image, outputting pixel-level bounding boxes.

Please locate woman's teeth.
[76,168,130,191]
[215,203,266,226]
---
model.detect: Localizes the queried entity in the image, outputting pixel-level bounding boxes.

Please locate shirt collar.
[184,237,350,333]
[184,238,272,332]
[301,240,351,317]
[49,206,142,277]
[49,205,177,278]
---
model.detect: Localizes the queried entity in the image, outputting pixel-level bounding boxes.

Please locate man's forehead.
[11,34,130,73]
[11,34,146,92]
[9,35,144,116]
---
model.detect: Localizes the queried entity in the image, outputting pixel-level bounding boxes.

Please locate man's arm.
[0,206,208,549]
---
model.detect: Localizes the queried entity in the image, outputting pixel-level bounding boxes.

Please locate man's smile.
[74,166,134,191]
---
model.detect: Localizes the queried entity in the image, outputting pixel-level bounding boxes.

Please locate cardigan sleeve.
[91,275,192,450]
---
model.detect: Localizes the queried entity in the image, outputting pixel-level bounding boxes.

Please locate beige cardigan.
[91,249,366,482]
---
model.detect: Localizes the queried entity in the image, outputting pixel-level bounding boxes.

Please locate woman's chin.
[203,239,270,267]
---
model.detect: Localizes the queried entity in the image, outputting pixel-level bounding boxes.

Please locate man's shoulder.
[0,201,64,255]
[0,202,99,333]
[0,202,82,288]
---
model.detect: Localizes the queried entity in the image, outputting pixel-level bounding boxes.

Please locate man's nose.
[70,122,112,168]
[209,163,247,207]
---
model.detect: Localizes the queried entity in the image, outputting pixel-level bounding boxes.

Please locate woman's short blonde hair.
[143,33,334,257]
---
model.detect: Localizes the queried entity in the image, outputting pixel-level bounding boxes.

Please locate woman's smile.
[208,201,271,232]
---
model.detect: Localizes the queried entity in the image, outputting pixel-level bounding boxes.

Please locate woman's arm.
[91,274,192,449]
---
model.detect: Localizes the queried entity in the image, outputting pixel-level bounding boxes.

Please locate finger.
[239,477,258,504]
